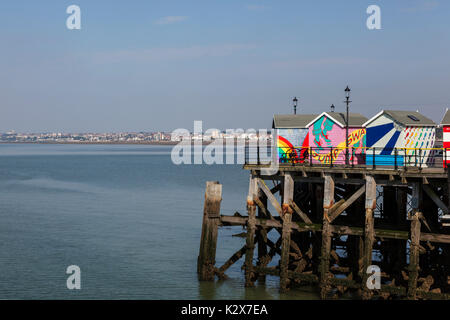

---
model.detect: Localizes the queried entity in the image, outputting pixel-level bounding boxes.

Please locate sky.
[1,0,450,132]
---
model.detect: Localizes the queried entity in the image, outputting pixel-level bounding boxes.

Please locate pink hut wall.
[308,115,366,165]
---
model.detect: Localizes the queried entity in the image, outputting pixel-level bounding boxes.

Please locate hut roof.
[306,112,368,129]
[440,109,450,125]
[272,114,318,128]
[363,110,436,127]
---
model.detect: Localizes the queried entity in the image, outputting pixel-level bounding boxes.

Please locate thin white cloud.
[154,16,188,25]
[401,0,439,13]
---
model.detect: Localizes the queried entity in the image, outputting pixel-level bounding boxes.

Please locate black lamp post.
[344,86,351,165]
[330,104,335,113]
[293,97,298,115]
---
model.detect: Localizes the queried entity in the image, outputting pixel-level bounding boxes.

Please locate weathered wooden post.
[280,173,294,292]
[361,175,376,299]
[245,175,258,287]
[256,189,268,284]
[197,181,222,281]
[408,213,421,299]
[319,175,334,299]
[407,182,422,299]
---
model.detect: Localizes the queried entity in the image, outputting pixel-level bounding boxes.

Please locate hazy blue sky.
[1,0,450,132]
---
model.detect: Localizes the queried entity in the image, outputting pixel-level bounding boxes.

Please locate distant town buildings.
[0,130,272,143]
[0,131,173,143]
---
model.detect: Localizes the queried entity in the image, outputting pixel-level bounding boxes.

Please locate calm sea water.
[0,144,317,299]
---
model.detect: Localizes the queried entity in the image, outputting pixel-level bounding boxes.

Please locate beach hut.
[363,110,436,167]
[441,108,450,168]
[305,112,368,165]
[273,114,317,163]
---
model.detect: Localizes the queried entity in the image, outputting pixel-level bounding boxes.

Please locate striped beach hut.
[305,112,368,165]
[363,110,436,167]
[441,108,450,168]
[273,114,317,163]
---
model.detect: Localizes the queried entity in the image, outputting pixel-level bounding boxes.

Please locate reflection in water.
[198,277,319,300]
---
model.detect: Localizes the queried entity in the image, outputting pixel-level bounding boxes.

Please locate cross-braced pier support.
[198,166,450,299]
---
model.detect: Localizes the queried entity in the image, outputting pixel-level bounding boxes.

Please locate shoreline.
[0,141,180,145]
[0,140,267,146]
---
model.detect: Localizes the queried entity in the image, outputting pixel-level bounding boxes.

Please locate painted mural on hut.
[308,115,366,165]
[365,114,436,167]
[277,129,309,163]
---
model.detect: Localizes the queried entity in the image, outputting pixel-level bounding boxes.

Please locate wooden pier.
[197,163,450,300]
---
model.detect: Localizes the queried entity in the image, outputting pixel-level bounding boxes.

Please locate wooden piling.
[197,181,222,281]
[245,175,258,287]
[280,173,294,292]
[256,189,268,284]
[362,176,376,299]
[319,175,334,299]
[408,212,421,299]
[408,183,422,299]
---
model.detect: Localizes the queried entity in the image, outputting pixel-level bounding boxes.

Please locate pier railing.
[244,146,448,170]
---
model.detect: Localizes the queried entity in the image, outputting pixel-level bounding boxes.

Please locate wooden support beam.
[280,173,294,292]
[408,211,421,299]
[289,200,313,225]
[282,173,294,215]
[257,178,283,216]
[253,266,319,284]
[420,232,450,243]
[254,196,275,221]
[270,183,282,195]
[423,185,449,215]
[421,182,445,232]
[292,176,414,187]
[245,163,449,180]
[219,215,450,243]
[328,185,366,222]
[197,181,222,281]
[221,215,281,228]
[216,245,247,280]
[245,175,257,287]
[301,167,307,177]
[329,198,345,213]
[266,237,282,261]
[320,174,334,299]
[361,176,376,299]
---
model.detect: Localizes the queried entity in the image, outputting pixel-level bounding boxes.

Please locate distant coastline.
[0,141,181,145]
[0,140,265,146]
